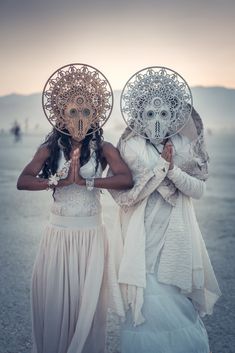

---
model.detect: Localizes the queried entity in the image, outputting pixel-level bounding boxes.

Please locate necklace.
[150,142,162,154]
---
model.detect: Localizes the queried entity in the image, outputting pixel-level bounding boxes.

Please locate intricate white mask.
[121,67,192,143]
[142,98,171,143]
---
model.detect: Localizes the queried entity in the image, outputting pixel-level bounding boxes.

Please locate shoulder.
[34,144,51,161]
[102,141,120,158]
[118,135,146,160]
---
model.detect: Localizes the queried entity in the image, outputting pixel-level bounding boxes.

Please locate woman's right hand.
[57,150,78,187]
[66,159,75,185]
[161,143,174,169]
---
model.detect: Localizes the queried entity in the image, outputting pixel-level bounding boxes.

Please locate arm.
[106,140,171,208]
[75,142,134,190]
[16,146,72,191]
[167,166,206,199]
[109,157,170,208]
[164,141,206,199]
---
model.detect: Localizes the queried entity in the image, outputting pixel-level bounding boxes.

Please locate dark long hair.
[39,127,104,179]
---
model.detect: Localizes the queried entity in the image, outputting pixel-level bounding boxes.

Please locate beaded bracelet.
[86,177,94,191]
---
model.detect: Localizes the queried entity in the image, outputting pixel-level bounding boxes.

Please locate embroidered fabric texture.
[107,134,172,211]
[48,160,71,187]
[50,152,102,217]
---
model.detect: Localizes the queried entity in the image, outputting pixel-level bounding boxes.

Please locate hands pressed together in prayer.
[161,142,174,170]
[65,148,85,186]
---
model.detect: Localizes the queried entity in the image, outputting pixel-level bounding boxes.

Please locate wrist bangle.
[86,177,94,191]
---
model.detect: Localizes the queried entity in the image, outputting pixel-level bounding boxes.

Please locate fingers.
[72,148,81,159]
[69,148,78,170]
[165,142,173,153]
[71,148,80,181]
[161,144,173,162]
[71,148,79,164]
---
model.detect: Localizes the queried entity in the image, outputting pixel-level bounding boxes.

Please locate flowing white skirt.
[31,213,108,353]
[121,273,210,353]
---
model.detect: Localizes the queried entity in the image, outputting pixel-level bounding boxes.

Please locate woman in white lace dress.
[16,64,133,353]
[107,67,221,353]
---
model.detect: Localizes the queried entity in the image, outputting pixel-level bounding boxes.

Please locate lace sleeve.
[108,156,170,208]
[167,165,206,199]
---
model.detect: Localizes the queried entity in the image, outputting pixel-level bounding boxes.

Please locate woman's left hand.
[73,148,85,185]
[162,142,174,170]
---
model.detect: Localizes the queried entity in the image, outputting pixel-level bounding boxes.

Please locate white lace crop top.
[50,151,103,217]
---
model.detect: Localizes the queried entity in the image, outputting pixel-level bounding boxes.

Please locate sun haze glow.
[1,0,235,95]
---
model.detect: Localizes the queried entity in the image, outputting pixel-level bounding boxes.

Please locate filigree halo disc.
[120,66,193,141]
[42,63,113,140]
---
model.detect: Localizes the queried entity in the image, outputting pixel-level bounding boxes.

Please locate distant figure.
[207,128,213,136]
[34,123,40,133]
[11,121,22,142]
[24,118,29,134]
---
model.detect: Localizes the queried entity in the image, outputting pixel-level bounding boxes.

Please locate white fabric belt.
[49,213,102,229]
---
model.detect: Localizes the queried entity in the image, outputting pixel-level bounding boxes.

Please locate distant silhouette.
[206,128,213,136]
[24,118,29,134]
[11,121,22,142]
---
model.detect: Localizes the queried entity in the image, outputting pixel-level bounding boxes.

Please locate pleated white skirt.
[31,213,108,353]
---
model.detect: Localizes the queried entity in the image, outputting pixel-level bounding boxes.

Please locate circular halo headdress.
[120,66,193,143]
[42,63,113,141]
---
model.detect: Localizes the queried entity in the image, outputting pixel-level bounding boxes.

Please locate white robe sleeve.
[108,156,170,208]
[167,166,206,199]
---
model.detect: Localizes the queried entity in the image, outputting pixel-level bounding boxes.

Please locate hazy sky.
[1,0,235,95]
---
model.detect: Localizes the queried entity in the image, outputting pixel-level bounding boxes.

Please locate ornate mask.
[63,96,95,140]
[121,67,193,144]
[42,63,113,141]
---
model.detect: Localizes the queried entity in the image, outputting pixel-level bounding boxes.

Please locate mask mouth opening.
[155,120,161,138]
[78,120,84,132]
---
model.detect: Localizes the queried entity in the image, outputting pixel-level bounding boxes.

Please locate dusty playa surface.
[0,131,235,353]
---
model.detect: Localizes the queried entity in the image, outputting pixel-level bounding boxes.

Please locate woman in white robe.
[107,122,221,353]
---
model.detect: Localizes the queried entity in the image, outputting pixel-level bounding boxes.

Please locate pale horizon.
[1,84,235,98]
[1,0,235,96]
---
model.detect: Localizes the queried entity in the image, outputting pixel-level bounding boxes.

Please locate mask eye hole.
[146,110,155,118]
[83,108,91,117]
[69,108,77,117]
[160,110,168,119]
